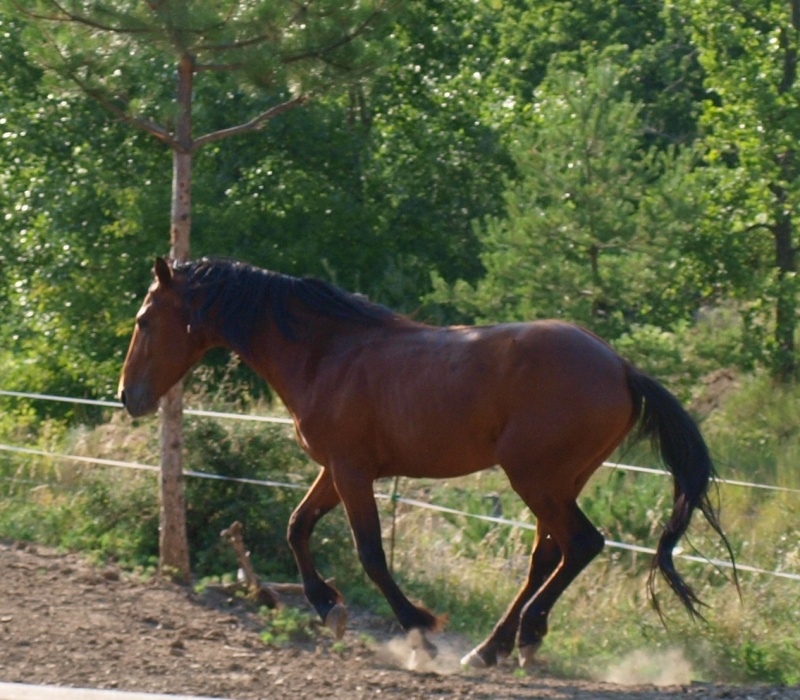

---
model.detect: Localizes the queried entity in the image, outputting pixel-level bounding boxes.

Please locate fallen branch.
[219,521,279,608]
[216,521,337,608]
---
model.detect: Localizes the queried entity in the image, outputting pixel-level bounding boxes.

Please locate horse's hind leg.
[461,526,561,668]
[515,500,604,666]
[468,444,606,667]
[287,468,347,636]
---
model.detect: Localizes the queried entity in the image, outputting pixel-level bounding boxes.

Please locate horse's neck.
[237,320,320,416]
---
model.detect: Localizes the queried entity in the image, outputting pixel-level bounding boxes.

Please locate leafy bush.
[0,453,159,569]
[0,408,359,583]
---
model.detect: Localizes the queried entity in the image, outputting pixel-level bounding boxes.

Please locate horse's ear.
[154,257,173,288]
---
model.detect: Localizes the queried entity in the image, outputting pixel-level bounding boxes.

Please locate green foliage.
[481,0,707,145]
[259,606,318,647]
[7,0,397,107]
[182,418,308,579]
[703,372,800,488]
[430,55,709,340]
[613,325,685,386]
[0,455,159,569]
[0,17,167,402]
[0,407,361,581]
[674,0,800,379]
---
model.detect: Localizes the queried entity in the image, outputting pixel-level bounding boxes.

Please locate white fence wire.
[1,389,799,583]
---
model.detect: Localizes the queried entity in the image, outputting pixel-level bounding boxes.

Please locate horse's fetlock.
[518,609,549,649]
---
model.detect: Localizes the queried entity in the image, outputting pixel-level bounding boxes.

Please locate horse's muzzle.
[118,385,158,418]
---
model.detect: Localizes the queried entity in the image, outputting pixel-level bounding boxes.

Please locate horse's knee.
[516,525,602,652]
[546,526,603,582]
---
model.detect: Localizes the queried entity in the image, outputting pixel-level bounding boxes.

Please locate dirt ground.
[0,541,796,700]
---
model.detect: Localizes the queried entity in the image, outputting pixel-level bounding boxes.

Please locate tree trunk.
[773,197,796,382]
[772,13,799,381]
[158,381,190,581]
[158,53,194,583]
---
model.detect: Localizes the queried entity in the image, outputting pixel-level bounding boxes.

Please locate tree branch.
[730,1,774,34]
[283,13,379,65]
[14,0,152,34]
[41,33,179,149]
[195,61,244,73]
[84,86,178,149]
[197,1,399,63]
[193,95,306,149]
[778,26,798,94]
[792,0,800,31]
[742,222,776,237]
[197,30,278,53]
[193,0,340,55]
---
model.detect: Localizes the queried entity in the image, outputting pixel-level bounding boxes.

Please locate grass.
[0,371,798,684]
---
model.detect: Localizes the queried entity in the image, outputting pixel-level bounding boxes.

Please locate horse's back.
[503,320,629,393]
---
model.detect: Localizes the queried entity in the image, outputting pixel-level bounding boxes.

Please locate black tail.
[626,367,737,619]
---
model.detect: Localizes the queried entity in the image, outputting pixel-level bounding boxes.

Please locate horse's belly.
[376,428,497,479]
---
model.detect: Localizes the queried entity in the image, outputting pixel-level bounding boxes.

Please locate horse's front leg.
[287,468,347,637]
[331,464,440,634]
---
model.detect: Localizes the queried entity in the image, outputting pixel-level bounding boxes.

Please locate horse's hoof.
[517,641,541,668]
[407,628,437,671]
[460,647,490,668]
[324,604,347,639]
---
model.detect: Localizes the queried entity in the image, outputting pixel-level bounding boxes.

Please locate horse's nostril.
[119,390,127,407]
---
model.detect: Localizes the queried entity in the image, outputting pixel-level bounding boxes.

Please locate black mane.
[175,258,395,355]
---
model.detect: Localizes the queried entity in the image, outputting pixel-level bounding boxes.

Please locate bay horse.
[118,257,735,667]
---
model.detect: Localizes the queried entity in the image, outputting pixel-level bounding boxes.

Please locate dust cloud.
[376,629,466,675]
[599,647,694,686]
[376,632,696,686]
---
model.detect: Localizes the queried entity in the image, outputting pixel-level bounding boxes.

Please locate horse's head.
[118,257,206,417]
